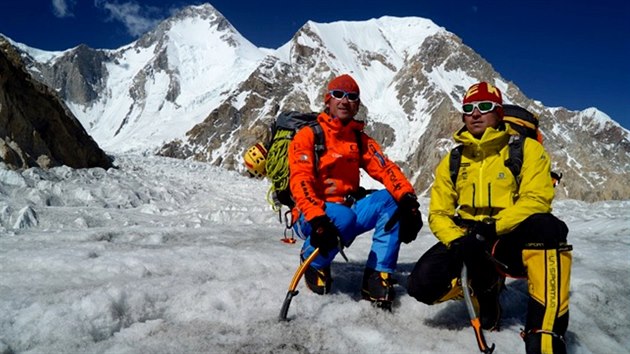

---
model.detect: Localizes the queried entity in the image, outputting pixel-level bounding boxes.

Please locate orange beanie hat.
[324,74,360,103]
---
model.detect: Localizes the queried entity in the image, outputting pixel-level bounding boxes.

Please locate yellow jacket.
[429,125,554,246]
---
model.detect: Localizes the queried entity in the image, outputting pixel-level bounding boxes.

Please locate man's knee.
[407,249,461,304]
[408,273,463,305]
[519,213,569,248]
[407,266,437,304]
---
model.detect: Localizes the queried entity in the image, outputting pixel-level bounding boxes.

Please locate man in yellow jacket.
[407,82,572,354]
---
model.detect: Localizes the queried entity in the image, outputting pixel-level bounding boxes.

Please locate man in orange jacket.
[289,74,423,308]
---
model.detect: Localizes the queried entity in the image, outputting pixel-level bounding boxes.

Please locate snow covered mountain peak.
[5,8,630,202]
[309,16,443,56]
[133,3,259,57]
[18,3,267,154]
[281,16,445,77]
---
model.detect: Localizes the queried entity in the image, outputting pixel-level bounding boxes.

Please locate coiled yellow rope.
[264,130,292,209]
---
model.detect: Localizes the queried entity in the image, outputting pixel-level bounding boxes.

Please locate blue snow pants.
[296,189,401,273]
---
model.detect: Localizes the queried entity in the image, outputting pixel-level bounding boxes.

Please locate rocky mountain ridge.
[0,38,112,171]
[3,3,629,201]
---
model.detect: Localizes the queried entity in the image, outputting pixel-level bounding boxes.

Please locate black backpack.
[264,111,325,208]
[501,105,562,185]
[503,104,540,140]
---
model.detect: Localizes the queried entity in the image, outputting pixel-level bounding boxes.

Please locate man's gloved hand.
[450,218,497,260]
[385,193,423,244]
[468,218,497,245]
[308,215,341,256]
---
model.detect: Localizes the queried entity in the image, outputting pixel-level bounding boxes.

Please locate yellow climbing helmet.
[243,142,268,178]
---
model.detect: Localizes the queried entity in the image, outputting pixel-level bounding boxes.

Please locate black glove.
[385,193,423,244]
[468,218,497,245]
[551,171,563,187]
[450,218,497,261]
[308,215,341,257]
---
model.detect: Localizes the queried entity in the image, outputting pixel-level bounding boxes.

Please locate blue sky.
[1,1,628,129]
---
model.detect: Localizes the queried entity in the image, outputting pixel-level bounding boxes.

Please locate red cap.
[324,74,360,103]
[463,82,503,117]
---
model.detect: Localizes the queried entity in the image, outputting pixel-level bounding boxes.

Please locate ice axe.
[461,264,495,353]
[278,248,320,321]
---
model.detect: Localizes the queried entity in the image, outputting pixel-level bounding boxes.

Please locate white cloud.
[95,0,164,37]
[52,0,76,18]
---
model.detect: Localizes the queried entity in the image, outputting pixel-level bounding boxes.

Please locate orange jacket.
[288,112,415,221]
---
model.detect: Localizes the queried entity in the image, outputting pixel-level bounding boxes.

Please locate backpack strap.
[308,122,325,169]
[449,136,524,188]
[306,121,363,169]
[504,134,525,187]
[354,130,363,157]
[449,145,464,186]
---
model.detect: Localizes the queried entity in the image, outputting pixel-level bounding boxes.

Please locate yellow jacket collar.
[454,124,516,149]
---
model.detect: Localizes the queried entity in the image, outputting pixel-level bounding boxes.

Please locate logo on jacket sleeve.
[368,143,387,167]
[375,152,386,166]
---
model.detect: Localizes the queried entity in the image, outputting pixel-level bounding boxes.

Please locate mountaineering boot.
[477,276,505,331]
[361,268,395,310]
[523,331,567,354]
[522,246,572,354]
[302,255,331,295]
[433,277,464,304]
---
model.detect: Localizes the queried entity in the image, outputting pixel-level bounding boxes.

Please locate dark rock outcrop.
[0,39,112,170]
